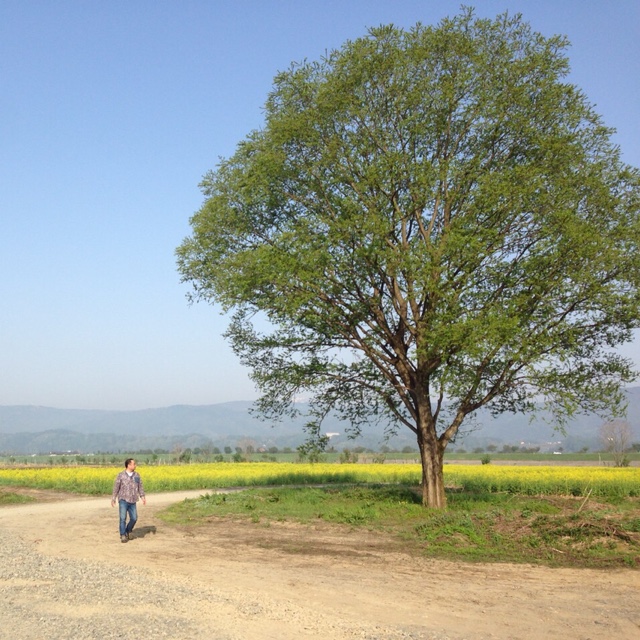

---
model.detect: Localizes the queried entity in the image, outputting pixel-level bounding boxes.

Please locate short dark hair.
[124,458,135,468]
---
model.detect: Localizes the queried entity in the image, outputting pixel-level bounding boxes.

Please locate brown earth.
[1,488,639,639]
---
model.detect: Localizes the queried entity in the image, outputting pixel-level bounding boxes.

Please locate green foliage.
[177,8,640,508]
[0,491,35,505]
[339,448,359,464]
[295,421,329,462]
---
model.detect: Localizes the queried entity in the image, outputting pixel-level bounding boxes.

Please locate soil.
[1,488,639,639]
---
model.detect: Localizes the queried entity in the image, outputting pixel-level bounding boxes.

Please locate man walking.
[111,458,146,543]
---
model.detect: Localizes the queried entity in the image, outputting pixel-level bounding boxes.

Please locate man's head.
[124,458,136,470]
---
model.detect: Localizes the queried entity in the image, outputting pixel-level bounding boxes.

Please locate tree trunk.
[417,422,446,508]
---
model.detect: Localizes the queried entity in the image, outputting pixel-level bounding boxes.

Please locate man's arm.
[137,474,146,505]
[110,474,121,506]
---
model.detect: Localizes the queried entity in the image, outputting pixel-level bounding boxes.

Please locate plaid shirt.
[112,470,145,503]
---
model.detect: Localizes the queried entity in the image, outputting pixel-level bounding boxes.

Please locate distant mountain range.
[2,388,640,455]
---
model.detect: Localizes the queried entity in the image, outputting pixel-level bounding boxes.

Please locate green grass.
[158,485,640,569]
[444,452,640,463]
[0,490,36,505]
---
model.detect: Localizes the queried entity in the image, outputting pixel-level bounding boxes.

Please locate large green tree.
[177,10,640,507]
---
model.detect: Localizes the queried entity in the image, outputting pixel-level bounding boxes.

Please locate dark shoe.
[120,534,128,543]
[127,532,133,540]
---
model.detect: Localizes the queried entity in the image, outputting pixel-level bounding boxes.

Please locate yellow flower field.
[0,462,638,498]
[445,464,640,498]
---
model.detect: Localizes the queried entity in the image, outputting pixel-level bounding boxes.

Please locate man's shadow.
[131,525,157,539]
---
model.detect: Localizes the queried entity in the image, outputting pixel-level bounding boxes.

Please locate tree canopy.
[177,9,640,507]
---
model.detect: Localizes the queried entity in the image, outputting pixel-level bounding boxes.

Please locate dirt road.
[1,489,639,639]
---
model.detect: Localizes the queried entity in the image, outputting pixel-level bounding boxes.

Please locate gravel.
[0,529,231,639]
[0,528,459,640]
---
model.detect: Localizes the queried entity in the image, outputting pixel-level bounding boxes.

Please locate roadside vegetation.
[1,461,638,568]
[158,484,640,569]
[0,462,639,498]
[1,448,639,467]
[0,488,35,505]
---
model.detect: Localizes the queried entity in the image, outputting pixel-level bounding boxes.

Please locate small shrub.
[339,449,359,464]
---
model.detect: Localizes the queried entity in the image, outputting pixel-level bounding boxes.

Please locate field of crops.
[0,462,638,498]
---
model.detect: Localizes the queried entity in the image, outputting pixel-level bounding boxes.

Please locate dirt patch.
[0,486,82,502]
[1,489,639,639]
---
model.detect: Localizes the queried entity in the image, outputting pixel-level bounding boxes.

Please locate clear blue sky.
[1,1,639,410]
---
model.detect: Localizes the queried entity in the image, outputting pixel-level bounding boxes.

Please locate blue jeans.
[118,500,138,536]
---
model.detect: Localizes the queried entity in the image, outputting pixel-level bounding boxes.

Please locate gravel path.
[1,490,639,640]
[0,531,232,640]
[2,531,453,640]
[0,494,459,640]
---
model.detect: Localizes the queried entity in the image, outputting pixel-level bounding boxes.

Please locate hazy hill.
[1,388,639,455]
